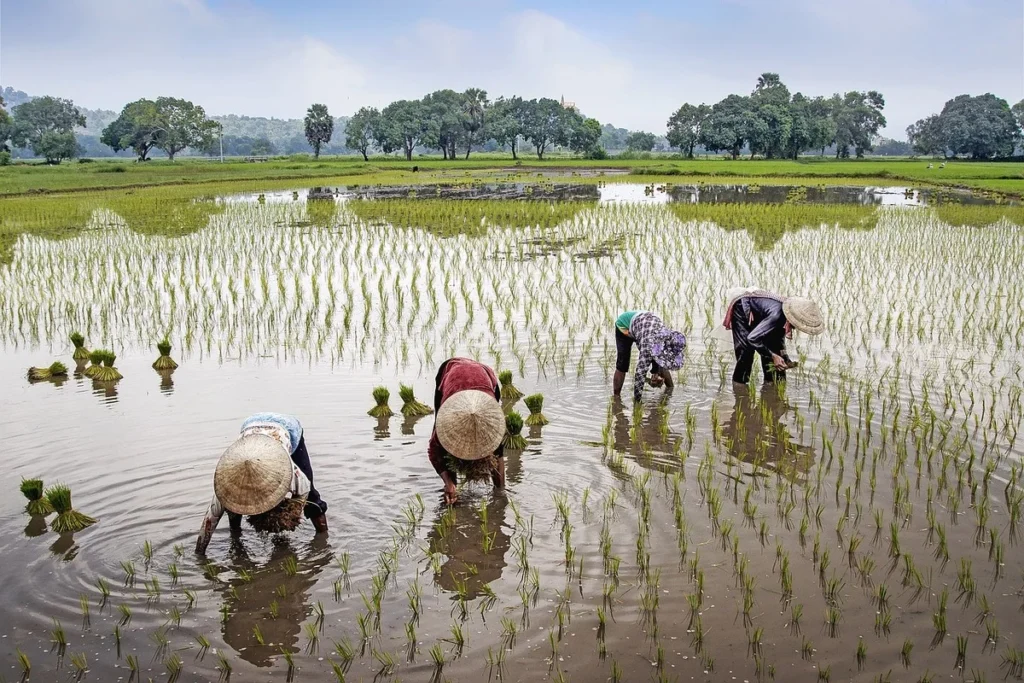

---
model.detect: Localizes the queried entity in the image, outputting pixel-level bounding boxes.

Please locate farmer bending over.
[612,311,687,401]
[196,412,328,554]
[724,288,824,385]
[429,358,506,506]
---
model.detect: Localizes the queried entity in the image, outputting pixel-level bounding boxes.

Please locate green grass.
[2,155,1021,197]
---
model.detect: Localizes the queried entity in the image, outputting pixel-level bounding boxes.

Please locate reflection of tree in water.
[426,495,510,600]
[721,384,815,479]
[609,396,685,475]
[215,536,332,667]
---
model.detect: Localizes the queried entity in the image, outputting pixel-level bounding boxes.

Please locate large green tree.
[666,103,711,158]
[833,91,886,158]
[489,96,527,159]
[0,95,11,152]
[421,90,465,159]
[570,117,603,156]
[345,107,380,161]
[906,115,946,157]
[907,94,1018,159]
[379,99,427,160]
[11,96,86,163]
[461,88,489,159]
[1014,100,1024,137]
[101,98,217,161]
[625,131,657,152]
[522,98,570,159]
[155,97,219,161]
[748,73,792,158]
[304,103,334,159]
[698,95,753,159]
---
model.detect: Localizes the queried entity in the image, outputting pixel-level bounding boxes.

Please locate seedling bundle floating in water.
[499,370,524,403]
[503,411,527,450]
[92,351,123,382]
[368,386,394,418]
[27,361,68,382]
[45,484,97,533]
[21,478,54,516]
[399,383,433,416]
[523,394,549,426]
[70,332,90,362]
[152,339,178,371]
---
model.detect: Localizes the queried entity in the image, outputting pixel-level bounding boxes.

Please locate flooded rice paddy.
[1,184,1024,682]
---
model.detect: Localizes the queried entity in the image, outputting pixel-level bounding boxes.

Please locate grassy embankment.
[1,155,1022,196]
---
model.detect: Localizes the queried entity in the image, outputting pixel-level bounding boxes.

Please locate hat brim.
[436,390,505,461]
[214,434,293,515]
[782,299,825,336]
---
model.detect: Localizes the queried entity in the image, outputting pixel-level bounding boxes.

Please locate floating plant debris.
[27,361,68,381]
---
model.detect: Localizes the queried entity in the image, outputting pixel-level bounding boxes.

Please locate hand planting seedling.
[46,484,97,532]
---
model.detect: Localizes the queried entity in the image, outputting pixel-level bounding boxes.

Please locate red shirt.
[427,358,500,476]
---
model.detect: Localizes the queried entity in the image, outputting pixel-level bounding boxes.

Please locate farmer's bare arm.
[195,498,225,555]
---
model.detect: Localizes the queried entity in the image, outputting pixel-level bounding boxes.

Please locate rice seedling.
[956,634,969,671]
[817,664,831,682]
[216,652,232,682]
[70,651,88,680]
[27,361,69,381]
[1002,647,1024,678]
[368,386,394,417]
[166,652,183,682]
[20,478,54,516]
[152,627,170,658]
[195,633,211,660]
[824,606,841,638]
[152,338,178,370]
[70,331,90,361]
[502,411,527,450]
[117,602,132,625]
[373,648,396,676]
[45,483,97,532]
[523,393,549,426]
[399,382,433,415]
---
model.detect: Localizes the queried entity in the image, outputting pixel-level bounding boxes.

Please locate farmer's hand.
[771,354,788,372]
[444,481,458,506]
[647,375,664,388]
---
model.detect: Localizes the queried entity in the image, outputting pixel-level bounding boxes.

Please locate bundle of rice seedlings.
[27,361,69,381]
[524,394,549,426]
[499,370,524,402]
[368,386,393,418]
[503,412,527,451]
[93,351,123,382]
[83,350,104,379]
[70,332,90,362]
[443,454,499,482]
[46,484,97,533]
[21,478,54,516]
[152,339,178,371]
[247,497,306,533]
[399,384,433,416]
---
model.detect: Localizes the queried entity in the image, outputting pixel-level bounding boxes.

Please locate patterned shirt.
[630,312,685,402]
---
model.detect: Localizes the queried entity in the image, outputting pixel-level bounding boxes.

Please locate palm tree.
[461,88,489,159]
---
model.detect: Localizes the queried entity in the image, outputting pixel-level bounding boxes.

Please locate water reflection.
[373,416,391,440]
[157,369,175,394]
[722,384,814,478]
[23,514,48,538]
[91,379,119,402]
[609,396,685,475]
[49,532,79,562]
[426,495,510,600]
[216,536,332,667]
[400,414,427,436]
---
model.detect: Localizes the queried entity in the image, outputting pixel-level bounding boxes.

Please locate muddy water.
[1,193,1023,682]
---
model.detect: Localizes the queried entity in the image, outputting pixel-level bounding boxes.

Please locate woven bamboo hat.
[782,297,825,335]
[214,434,293,515]
[436,390,505,461]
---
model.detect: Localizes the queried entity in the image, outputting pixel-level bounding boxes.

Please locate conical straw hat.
[436,390,505,461]
[783,297,825,335]
[214,434,293,515]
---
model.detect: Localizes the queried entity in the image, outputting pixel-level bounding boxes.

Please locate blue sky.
[2,0,1022,135]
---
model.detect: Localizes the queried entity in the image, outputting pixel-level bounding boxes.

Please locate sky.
[1,0,1022,137]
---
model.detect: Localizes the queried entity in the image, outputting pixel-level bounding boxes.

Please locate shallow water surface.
[1,195,1023,682]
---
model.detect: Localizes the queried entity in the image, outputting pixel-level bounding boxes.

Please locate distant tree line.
[3,78,1024,163]
[666,73,890,160]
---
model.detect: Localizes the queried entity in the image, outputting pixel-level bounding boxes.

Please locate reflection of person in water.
[426,495,511,600]
[608,396,685,474]
[721,384,814,477]
[217,536,333,667]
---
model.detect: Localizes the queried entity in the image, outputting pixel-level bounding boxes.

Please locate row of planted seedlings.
[3,203,1024,403]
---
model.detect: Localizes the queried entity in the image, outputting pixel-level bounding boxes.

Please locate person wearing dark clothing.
[724,289,824,385]
[428,358,506,505]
